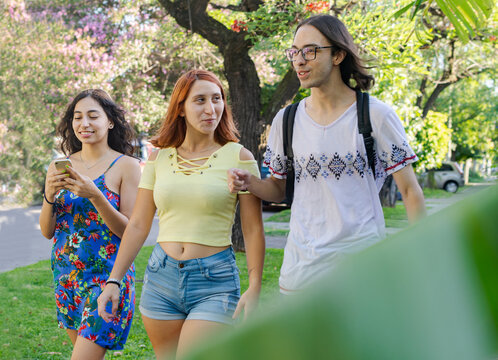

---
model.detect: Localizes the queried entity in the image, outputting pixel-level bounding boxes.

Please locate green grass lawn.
[422,187,454,198]
[264,190,450,231]
[264,229,290,237]
[0,247,283,359]
[264,209,291,223]
[264,204,411,229]
[383,203,409,228]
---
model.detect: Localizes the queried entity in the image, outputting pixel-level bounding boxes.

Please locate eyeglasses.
[285,46,335,62]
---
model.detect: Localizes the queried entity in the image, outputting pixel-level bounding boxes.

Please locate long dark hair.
[151,69,239,148]
[57,89,135,156]
[297,15,374,91]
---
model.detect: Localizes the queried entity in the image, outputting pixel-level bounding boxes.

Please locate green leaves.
[435,0,494,41]
[182,184,498,360]
[413,110,452,170]
[395,0,494,43]
[393,1,420,20]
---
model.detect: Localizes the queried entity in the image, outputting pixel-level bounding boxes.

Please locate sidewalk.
[0,182,493,272]
[0,206,159,273]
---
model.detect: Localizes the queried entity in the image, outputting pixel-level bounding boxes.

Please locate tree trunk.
[230,205,244,252]
[426,171,437,188]
[379,175,397,207]
[223,50,261,252]
[261,68,301,127]
[464,158,472,185]
[157,0,300,251]
[422,82,452,118]
[223,45,262,160]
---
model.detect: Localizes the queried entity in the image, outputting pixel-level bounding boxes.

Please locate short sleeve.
[371,101,418,178]
[138,160,156,190]
[263,107,288,179]
[237,159,260,195]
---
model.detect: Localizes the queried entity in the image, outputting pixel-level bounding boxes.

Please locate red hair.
[151,69,239,148]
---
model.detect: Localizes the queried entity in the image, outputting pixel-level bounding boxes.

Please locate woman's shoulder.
[219,142,256,163]
[238,146,255,161]
[219,142,250,159]
[147,147,173,161]
[221,141,244,152]
[112,153,141,173]
[121,153,141,163]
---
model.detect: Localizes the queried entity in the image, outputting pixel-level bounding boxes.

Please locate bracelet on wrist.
[106,278,121,288]
[43,192,55,205]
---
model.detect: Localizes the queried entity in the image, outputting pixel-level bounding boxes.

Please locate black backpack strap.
[282,102,299,205]
[356,91,376,179]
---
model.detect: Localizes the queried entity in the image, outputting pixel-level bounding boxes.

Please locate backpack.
[282,90,375,205]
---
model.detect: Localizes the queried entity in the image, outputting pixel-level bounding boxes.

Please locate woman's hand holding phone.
[62,166,100,200]
[44,159,73,202]
[54,159,73,173]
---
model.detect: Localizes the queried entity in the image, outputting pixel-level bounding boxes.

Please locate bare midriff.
[158,148,230,260]
[159,242,230,261]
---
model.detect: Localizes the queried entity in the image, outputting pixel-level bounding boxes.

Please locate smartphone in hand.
[54,159,72,172]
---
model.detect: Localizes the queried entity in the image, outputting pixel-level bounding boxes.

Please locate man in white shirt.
[228,14,425,294]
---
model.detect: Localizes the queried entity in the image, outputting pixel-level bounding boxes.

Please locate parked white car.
[424,162,465,193]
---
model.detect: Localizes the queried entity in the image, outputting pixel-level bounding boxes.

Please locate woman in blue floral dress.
[39,89,141,358]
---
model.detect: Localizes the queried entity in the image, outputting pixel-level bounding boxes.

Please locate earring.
[109,124,114,129]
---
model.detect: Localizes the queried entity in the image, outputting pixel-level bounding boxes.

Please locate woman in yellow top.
[97,69,265,359]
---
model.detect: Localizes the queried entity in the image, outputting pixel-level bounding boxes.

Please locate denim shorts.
[139,244,240,325]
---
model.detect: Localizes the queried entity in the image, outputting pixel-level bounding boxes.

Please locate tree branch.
[416,75,428,109]
[157,0,249,53]
[422,66,491,118]
[210,0,263,12]
[422,82,452,118]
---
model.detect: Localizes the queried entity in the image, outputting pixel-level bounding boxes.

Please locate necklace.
[79,152,109,169]
[178,144,219,156]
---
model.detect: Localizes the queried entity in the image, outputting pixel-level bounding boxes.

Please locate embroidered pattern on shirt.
[265,147,286,176]
[305,154,321,180]
[264,141,416,182]
[352,150,367,178]
[295,151,372,182]
[328,153,346,180]
[381,141,417,172]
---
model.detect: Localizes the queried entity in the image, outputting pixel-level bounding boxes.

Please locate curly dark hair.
[297,15,375,91]
[56,89,135,156]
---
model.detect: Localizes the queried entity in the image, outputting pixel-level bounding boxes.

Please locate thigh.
[176,320,228,359]
[141,313,184,359]
[66,329,78,345]
[71,335,106,360]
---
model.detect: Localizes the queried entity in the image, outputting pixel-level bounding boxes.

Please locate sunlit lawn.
[264,204,412,231]
[0,247,283,360]
[0,188,459,358]
[422,187,454,198]
[263,188,453,232]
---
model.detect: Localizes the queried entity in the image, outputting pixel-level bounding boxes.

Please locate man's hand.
[227,168,252,193]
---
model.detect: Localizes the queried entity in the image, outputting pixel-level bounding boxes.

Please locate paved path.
[0,182,493,273]
[0,206,159,273]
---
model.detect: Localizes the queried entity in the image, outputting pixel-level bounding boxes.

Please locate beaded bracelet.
[106,278,121,288]
[43,192,55,205]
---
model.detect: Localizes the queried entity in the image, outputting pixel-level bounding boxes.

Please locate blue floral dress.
[51,155,135,350]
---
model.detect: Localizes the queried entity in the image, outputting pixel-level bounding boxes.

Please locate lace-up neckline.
[176,154,211,175]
